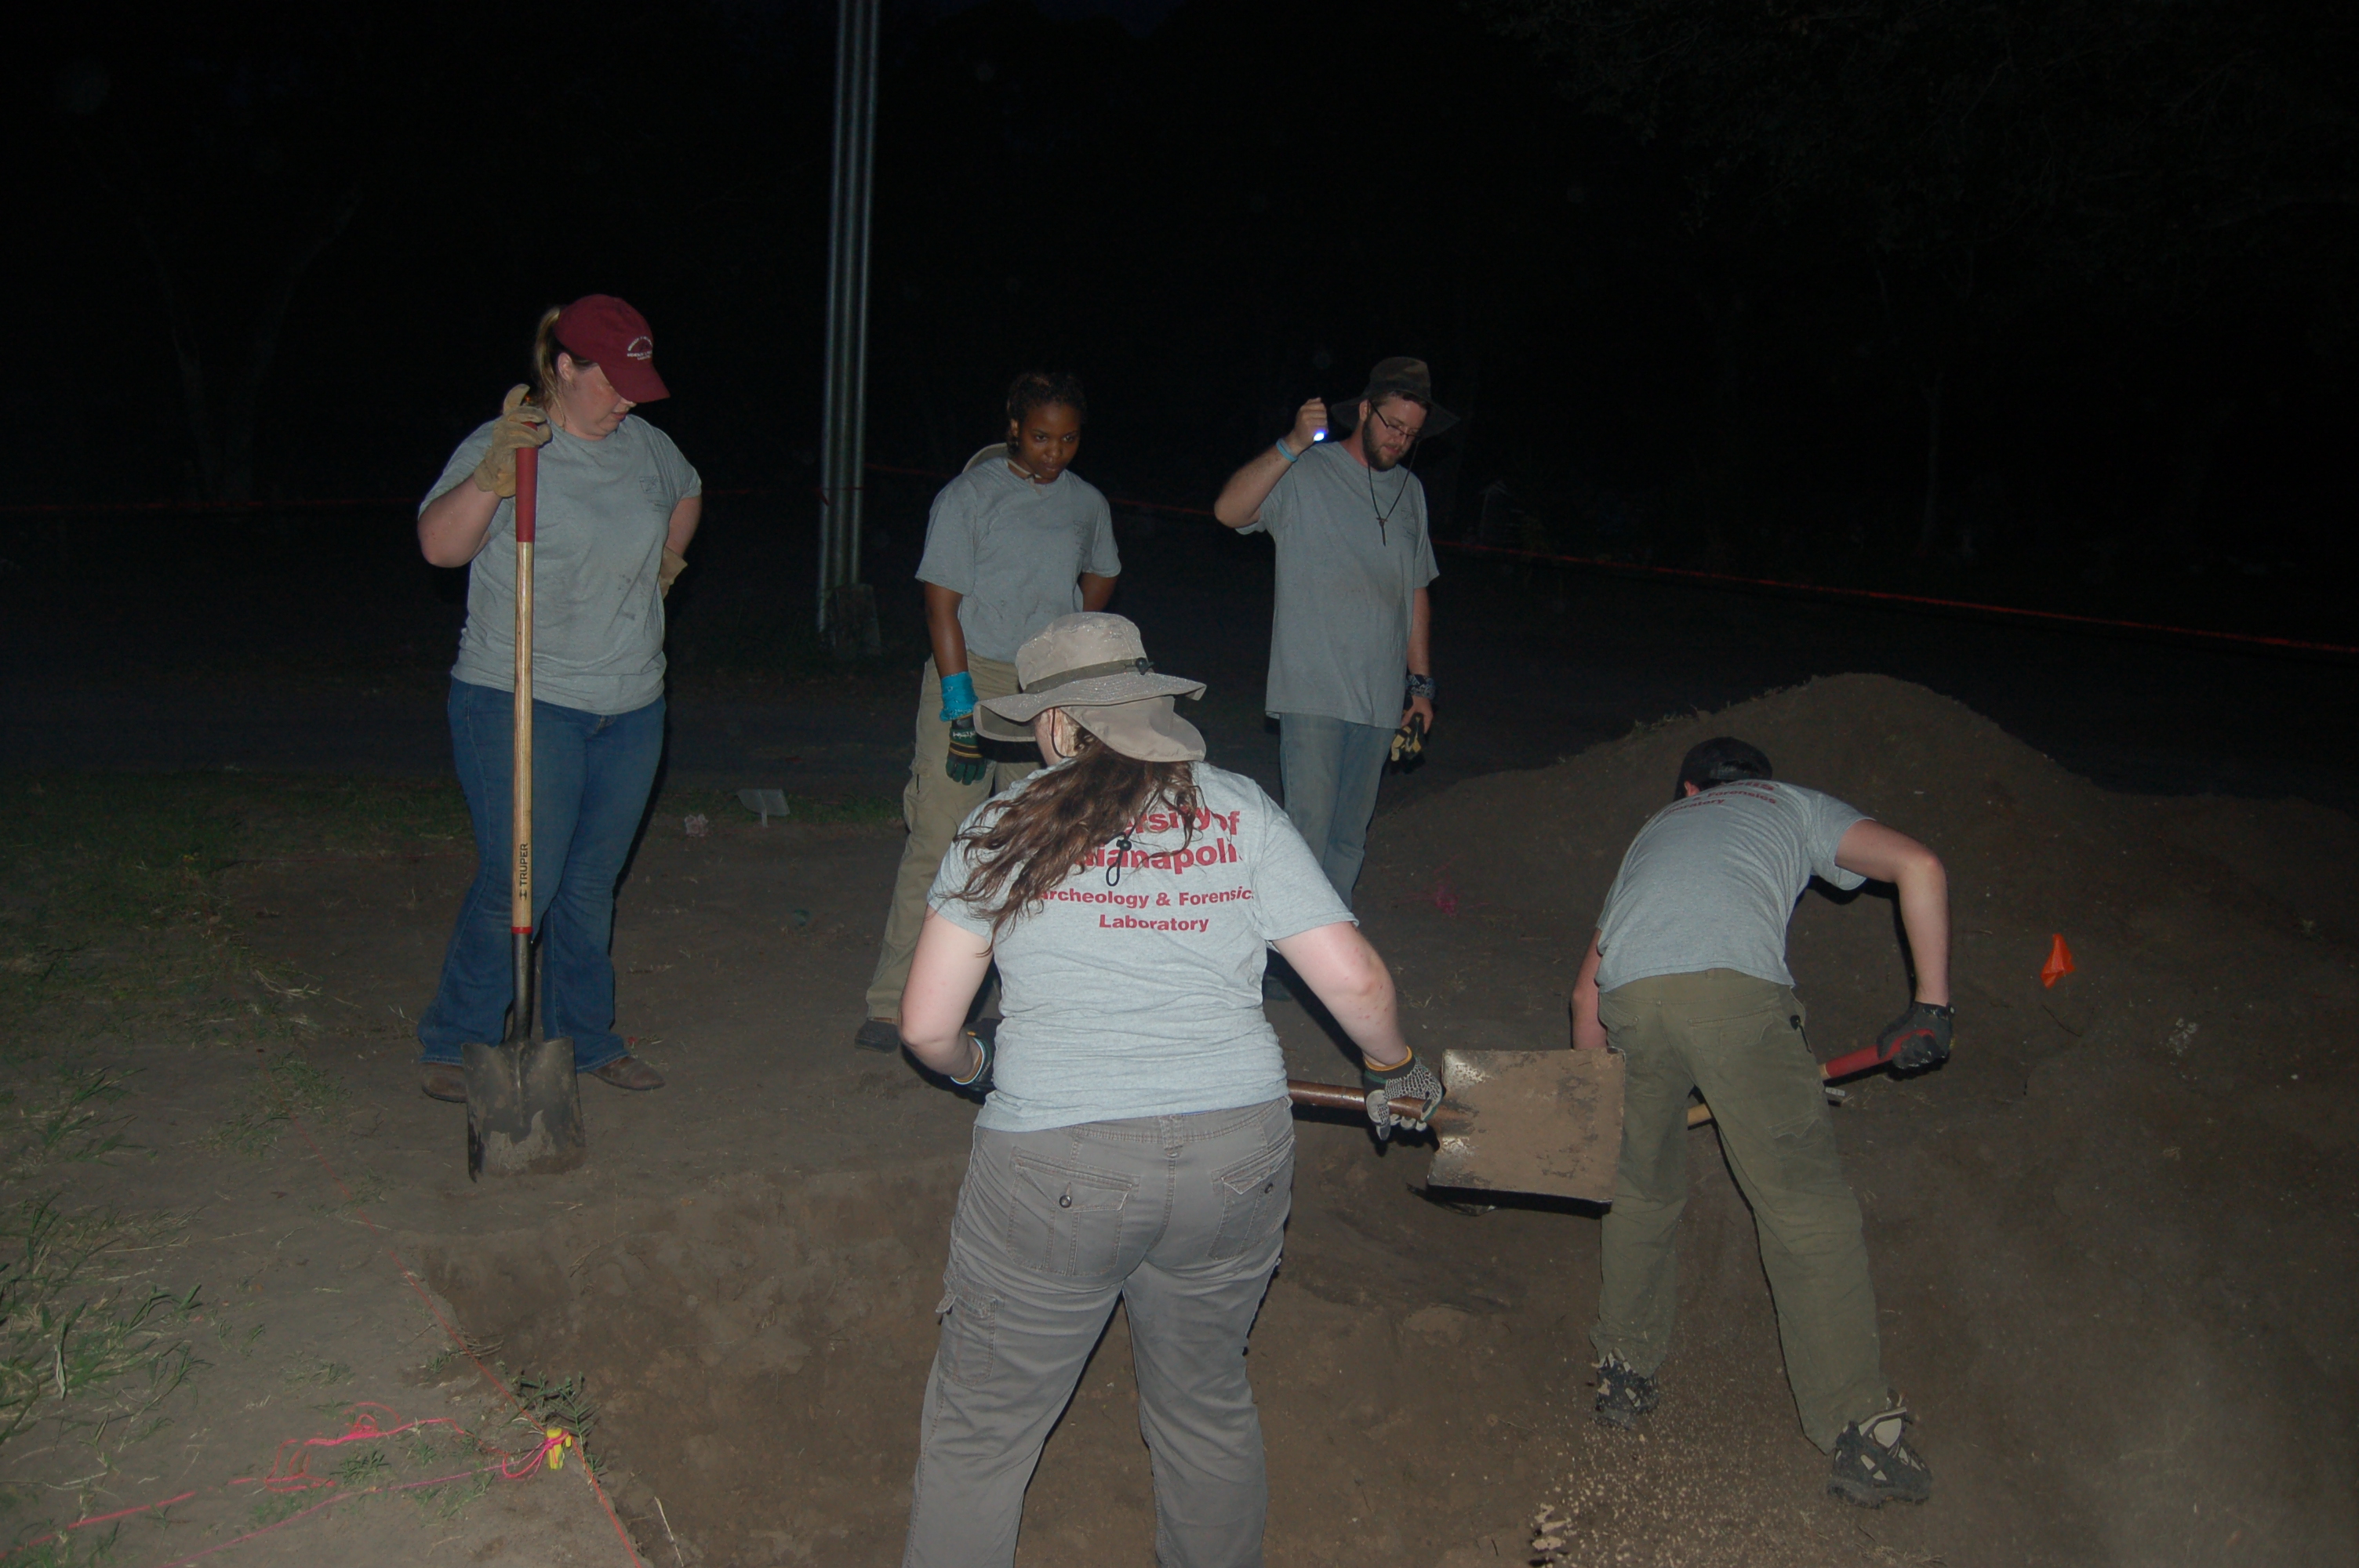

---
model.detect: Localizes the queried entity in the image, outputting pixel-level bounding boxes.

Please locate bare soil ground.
[5,674,2354,1566]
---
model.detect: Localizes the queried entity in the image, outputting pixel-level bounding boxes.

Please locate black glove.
[1876,1001,1954,1073]
[1361,1047,1445,1141]
[944,713,987,785]
[950,1020,996,1093]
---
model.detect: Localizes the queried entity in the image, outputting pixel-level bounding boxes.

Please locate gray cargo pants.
[903,1098,1295,1568]
[1590,969,1888,1452]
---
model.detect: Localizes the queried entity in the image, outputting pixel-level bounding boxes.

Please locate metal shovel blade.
[1426,1047,1626,1203]
[463,1037,587,1179]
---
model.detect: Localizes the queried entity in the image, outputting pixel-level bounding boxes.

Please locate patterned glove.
[1361,1048,1445,1141]
[1390,713,1425,765]
[1876,1001,1954,1073]
[944,714,987,785]
[470,385,552,497]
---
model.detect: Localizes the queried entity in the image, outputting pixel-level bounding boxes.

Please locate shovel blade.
[1427,1047,1625,1203]
[464,1038,587,1179]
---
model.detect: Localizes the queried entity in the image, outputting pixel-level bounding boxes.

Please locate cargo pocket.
[1005,1155,1136,1278]
[935,1270,998,1389]
[1207,1137,1294,1260]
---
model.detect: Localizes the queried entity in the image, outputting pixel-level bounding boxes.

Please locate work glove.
[944,713,987,785]
[660,547,687,598]
[470,384,552,497]
[1390,713,1426,766]
[950,1020,996,1093]
[1361,1047,1446,1141]
[1876,1001,1954,1073]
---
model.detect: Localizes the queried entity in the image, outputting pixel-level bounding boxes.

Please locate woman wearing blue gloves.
[856,372,1121,1052]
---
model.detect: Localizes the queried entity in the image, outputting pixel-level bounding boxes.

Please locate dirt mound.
[1352,673,2358,1563]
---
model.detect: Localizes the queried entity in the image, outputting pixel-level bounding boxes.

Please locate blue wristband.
[939,670,976,721]
[1274,438,1299,463]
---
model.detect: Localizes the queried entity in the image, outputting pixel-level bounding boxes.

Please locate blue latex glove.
[938,670,977,721]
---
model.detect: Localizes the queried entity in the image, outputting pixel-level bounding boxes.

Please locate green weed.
[333,1446,391,1486]
[249,1490,311,1526]
[2,1068,134,1183]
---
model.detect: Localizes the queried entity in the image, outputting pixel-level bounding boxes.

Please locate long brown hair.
[955,728,1199,936]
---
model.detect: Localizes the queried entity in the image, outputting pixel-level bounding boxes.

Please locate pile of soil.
[1350,672,2357,1564]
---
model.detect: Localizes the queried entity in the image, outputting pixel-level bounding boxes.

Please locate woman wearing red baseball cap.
[410,296,699,1102]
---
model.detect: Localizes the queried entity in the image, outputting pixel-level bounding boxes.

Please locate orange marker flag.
[2041,933,2077,988]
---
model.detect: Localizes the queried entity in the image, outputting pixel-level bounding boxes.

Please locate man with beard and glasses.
[1213,358,1447,929]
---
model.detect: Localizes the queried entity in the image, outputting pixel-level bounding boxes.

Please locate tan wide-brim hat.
[978,612,1207,760]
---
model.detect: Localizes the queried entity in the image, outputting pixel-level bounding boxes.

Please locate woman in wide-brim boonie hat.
[980,611,1209,762]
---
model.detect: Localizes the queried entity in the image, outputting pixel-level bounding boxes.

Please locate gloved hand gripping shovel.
[464,441,588,1179]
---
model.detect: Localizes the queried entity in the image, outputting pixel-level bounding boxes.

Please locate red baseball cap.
[551,294,670,404]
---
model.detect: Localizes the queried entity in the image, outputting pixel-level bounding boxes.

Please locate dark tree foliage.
[1474,0,2359,561]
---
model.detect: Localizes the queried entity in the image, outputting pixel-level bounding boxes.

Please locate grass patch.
[0,1198,200,1460]
[2,1067,135,1184]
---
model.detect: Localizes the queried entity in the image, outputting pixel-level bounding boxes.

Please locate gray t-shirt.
[1594,781,1870,992]
[427,416,701,716]
[914,460,1121,662]
[928,760,1353,1133]
[1241,441,1439,728]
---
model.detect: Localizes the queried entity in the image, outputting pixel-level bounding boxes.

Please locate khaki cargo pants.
[865,654,1030,1021]
[1590,969,1888,1451]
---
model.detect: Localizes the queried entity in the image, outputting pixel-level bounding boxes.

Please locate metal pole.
[816,0,880,651]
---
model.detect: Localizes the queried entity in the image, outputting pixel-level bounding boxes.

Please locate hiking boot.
[854,1018,905,1053]
[420,1064,467,1103]
[588,1054,664,1091]
[1827,1406,1932,1507]
[1593,1356,1660,1430]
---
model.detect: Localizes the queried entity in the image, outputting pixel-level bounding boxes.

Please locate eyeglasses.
[1367,404,1424,445]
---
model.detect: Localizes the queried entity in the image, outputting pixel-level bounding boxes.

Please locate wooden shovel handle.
[1685,1040,1899,1127]
[511,444,537,937]
[1287,1079,1435,1123]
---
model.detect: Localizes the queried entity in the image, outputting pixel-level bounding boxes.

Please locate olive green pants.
[865,654,1028,1022]
[1590,970,1887,1452]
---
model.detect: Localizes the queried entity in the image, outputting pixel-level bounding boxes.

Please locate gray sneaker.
[1593,1356,1660,1429]
[1827,1406,1932,1506]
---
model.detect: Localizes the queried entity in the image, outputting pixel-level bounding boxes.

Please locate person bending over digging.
[1568,737,1953,1508]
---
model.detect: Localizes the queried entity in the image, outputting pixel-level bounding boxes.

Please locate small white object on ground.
[683,814,711,838]
[737,788,791,826]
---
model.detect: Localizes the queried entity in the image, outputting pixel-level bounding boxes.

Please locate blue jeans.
[416,680,664,1073]
[1275,712,1393,907]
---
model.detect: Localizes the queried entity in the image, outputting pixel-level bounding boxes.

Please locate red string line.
[1435,539,2359,656]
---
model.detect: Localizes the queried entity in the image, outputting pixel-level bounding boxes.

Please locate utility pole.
[816,0,881,655]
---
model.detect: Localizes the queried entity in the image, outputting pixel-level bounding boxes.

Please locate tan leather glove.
[470,384,553,496]
[660,547,687,598]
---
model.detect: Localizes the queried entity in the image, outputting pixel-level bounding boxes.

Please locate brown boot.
[588,1054,664,1091]
[420,1064,467,1103]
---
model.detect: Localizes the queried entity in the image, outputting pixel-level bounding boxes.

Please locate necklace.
[1367,461,1412,544]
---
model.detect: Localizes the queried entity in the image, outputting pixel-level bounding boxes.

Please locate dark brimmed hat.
[1348,356,1457,439]
[979,613,1206,760]
[551,295,669,404]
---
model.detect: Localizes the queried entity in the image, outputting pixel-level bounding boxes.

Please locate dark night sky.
[8,0,2355,635]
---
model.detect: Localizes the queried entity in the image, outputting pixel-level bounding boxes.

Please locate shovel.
[1290,1047,1625,1203]
[1285,1034,1915,1203]
[464,441,587,1180]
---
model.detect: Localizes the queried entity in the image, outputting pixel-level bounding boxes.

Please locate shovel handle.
[1685,1040,1901,1127]
[1287,1079,1434,1123]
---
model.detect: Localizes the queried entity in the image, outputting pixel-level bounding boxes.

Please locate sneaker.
[1593,1356,1660,1430]
[853,1018,904,1054]
[1827,1406,1932,1507]
[420,1064,467,1103]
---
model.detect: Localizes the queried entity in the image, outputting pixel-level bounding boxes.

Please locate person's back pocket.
[1207,1139,1293,1260]
[1006,1154,1137,1278]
